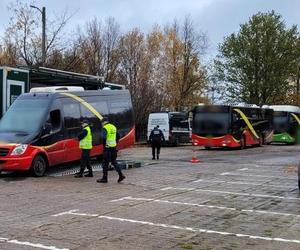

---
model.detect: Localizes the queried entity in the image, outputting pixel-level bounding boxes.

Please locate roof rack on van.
[30,86,85,93]
[235,103,259,108]
[17,66,125,90]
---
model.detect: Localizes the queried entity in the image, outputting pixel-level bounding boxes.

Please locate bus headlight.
[11,144,28,156]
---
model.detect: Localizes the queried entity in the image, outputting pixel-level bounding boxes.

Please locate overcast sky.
[0,0,299,60]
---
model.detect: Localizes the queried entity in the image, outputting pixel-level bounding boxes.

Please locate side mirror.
[43,122,52,135]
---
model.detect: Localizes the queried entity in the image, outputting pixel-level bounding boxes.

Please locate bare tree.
[163,17,208,110]
[77,18,104,75]
[46,45,85,72]
[0,41,18,66]
[118,29,164,139]
[103,17,121,82]
[4,0,71,66]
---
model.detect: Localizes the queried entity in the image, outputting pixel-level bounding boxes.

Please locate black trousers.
[79,149,92,173]
[102,147,123,179]
[151,142,161,159]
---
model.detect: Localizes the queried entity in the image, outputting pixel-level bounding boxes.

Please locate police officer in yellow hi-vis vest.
[75,119,93,178]
[97,117,125,183]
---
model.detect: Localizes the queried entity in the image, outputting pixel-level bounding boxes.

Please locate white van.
[147,112,191,145]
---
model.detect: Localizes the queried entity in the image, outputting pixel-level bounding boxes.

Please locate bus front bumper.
[192,134,240,148]
[0,156,33,171]
[272,133,294,144]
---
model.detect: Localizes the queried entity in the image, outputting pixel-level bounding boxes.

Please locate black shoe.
[118,175,125,183]
[152,157,155,160]
[97,178,108,183]
[157,155,159,160]
[74,172,83,178]
[84,172,93,177]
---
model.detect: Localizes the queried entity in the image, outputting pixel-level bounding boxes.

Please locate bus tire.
[204,146,211,150]
[30,155,47,177]
[240,136,246,150]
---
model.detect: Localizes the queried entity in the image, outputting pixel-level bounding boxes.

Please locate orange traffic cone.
[190,142,200,163]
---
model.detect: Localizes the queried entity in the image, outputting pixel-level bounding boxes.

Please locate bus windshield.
[273,112,289,133]
[169,113,190,131]
[193,112,230,136]
[0,98,49,134]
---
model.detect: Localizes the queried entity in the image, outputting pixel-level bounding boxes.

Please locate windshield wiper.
[0,130,29,134]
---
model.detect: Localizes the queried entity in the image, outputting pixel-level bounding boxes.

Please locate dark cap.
[102,117,109,125]
[81,119,89,127]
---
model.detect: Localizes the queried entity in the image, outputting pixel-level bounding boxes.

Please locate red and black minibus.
[191,104,273,149]
[0,88,135,176]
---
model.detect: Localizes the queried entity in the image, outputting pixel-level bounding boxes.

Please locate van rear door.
[147,113,169,141]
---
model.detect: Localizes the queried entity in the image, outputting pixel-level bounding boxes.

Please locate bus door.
[39,108,66,166]
[62,100,82,162]
[231,111,243,140]
[289,113,300,142]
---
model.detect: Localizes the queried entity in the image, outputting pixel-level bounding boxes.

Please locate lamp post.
[30,5,46,66]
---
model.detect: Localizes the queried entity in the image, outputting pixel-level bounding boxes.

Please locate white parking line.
[52,210,300,244]
[160,187,300,200]
[192,179,294,188]
[111,196,234,211]
[111,196,300,217]
[0,237,68,250]
[52,209,98,217]
[220,172,297,180]
[238,168,291,173]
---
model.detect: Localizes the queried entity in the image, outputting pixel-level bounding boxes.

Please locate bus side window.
[63,102,81,138]
[49,109,61,133]
[108,100,131,137]
[232,113,239,124]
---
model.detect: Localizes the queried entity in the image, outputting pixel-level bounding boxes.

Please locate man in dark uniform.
[75,119,93,178]
[149,125,165,160]
[97,117,125,183]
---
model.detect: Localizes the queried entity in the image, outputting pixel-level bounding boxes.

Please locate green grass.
[264,229,273,237]
[179,243,194,249]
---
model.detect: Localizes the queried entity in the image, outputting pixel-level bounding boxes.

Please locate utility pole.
[30,5,46,66]
[42,7,46,65]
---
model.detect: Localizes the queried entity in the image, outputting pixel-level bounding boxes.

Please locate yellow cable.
[60,92,103,121]
[291,113,300,126]
[233,108,259,139]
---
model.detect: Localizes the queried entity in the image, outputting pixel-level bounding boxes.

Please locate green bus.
[268,105,300,144]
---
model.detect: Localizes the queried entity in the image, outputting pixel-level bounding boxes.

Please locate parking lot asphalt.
[0,144,300,250]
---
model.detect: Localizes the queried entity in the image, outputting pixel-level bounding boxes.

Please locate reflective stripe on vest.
[79,126,93,149]
[104,123,117,147]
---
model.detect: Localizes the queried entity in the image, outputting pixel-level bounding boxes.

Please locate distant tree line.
[1,3,300,139]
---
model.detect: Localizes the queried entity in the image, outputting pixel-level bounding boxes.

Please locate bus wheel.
[30,155,47,177]
[204,146,211,150]
[240,136,246,150]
